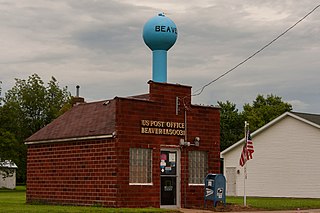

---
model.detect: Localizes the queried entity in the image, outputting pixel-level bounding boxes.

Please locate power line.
[192,4,320,97]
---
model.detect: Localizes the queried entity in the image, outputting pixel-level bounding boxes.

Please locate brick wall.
[114,81,220,208]
[26,139,118,207]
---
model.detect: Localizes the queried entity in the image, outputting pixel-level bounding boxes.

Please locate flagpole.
[244,121,249,207]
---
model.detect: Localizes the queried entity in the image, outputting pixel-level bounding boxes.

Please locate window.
[188,151,208,184]
[129,148,152,184]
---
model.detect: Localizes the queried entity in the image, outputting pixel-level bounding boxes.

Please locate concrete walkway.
[179,208,320,213]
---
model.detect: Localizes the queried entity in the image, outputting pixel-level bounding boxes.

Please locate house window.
[129,148,152,184]
[188,151,208,184]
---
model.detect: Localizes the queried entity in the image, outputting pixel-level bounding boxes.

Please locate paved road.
[179,208,320,213]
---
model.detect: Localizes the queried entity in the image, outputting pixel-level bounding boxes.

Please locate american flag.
[239,130,254,167]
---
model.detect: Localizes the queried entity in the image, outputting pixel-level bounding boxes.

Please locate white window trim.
[188,183,205,186]
[129,183,153,186]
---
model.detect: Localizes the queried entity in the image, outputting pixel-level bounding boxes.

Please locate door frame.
[160,148,181,208]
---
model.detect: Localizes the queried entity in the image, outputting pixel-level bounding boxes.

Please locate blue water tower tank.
[143,13,177,82]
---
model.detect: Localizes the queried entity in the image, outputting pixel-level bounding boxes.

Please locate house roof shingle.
[25,93,152,143]
[25,99,117,143]
[291,112,320,126]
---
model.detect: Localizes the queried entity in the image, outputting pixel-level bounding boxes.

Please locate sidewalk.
[179,208,320,213]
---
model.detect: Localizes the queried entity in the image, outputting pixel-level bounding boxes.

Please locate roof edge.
[221,111,320,156]
[221,112,291,156]
[191,104,220,109]
[25,133,115,145]
[0,160,18,169]
[289,112,320,129]
[147,80,192,88]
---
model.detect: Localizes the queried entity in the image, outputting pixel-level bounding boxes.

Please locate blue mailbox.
[204,174,226,207]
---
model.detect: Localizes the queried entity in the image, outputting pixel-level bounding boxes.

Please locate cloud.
[288,100,310,112]
[0,0,319,114]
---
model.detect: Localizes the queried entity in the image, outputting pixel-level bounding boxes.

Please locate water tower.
[143,13,177,83]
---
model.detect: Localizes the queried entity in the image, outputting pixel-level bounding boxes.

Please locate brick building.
[25,81,220,208]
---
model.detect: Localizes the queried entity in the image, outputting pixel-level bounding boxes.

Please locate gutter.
[25,132,116,145]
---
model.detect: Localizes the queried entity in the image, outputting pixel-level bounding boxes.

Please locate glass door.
[160,150,177,206]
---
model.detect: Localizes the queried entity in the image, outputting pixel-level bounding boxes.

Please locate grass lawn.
[227,196,320,210]
[0,186,176,213]
[2,186,320,212]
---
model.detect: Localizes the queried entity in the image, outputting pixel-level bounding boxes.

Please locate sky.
[1,1,319,113]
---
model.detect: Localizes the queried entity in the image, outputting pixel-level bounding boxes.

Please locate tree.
[0,130,19,179]
[218,101,244,151]
[0,80,2,105]
[0,74,72,183]
[242,94,292,132]
[219,94,292,151]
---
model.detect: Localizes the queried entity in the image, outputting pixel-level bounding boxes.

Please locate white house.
[220,112,320,198]
[0,160,18,189]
